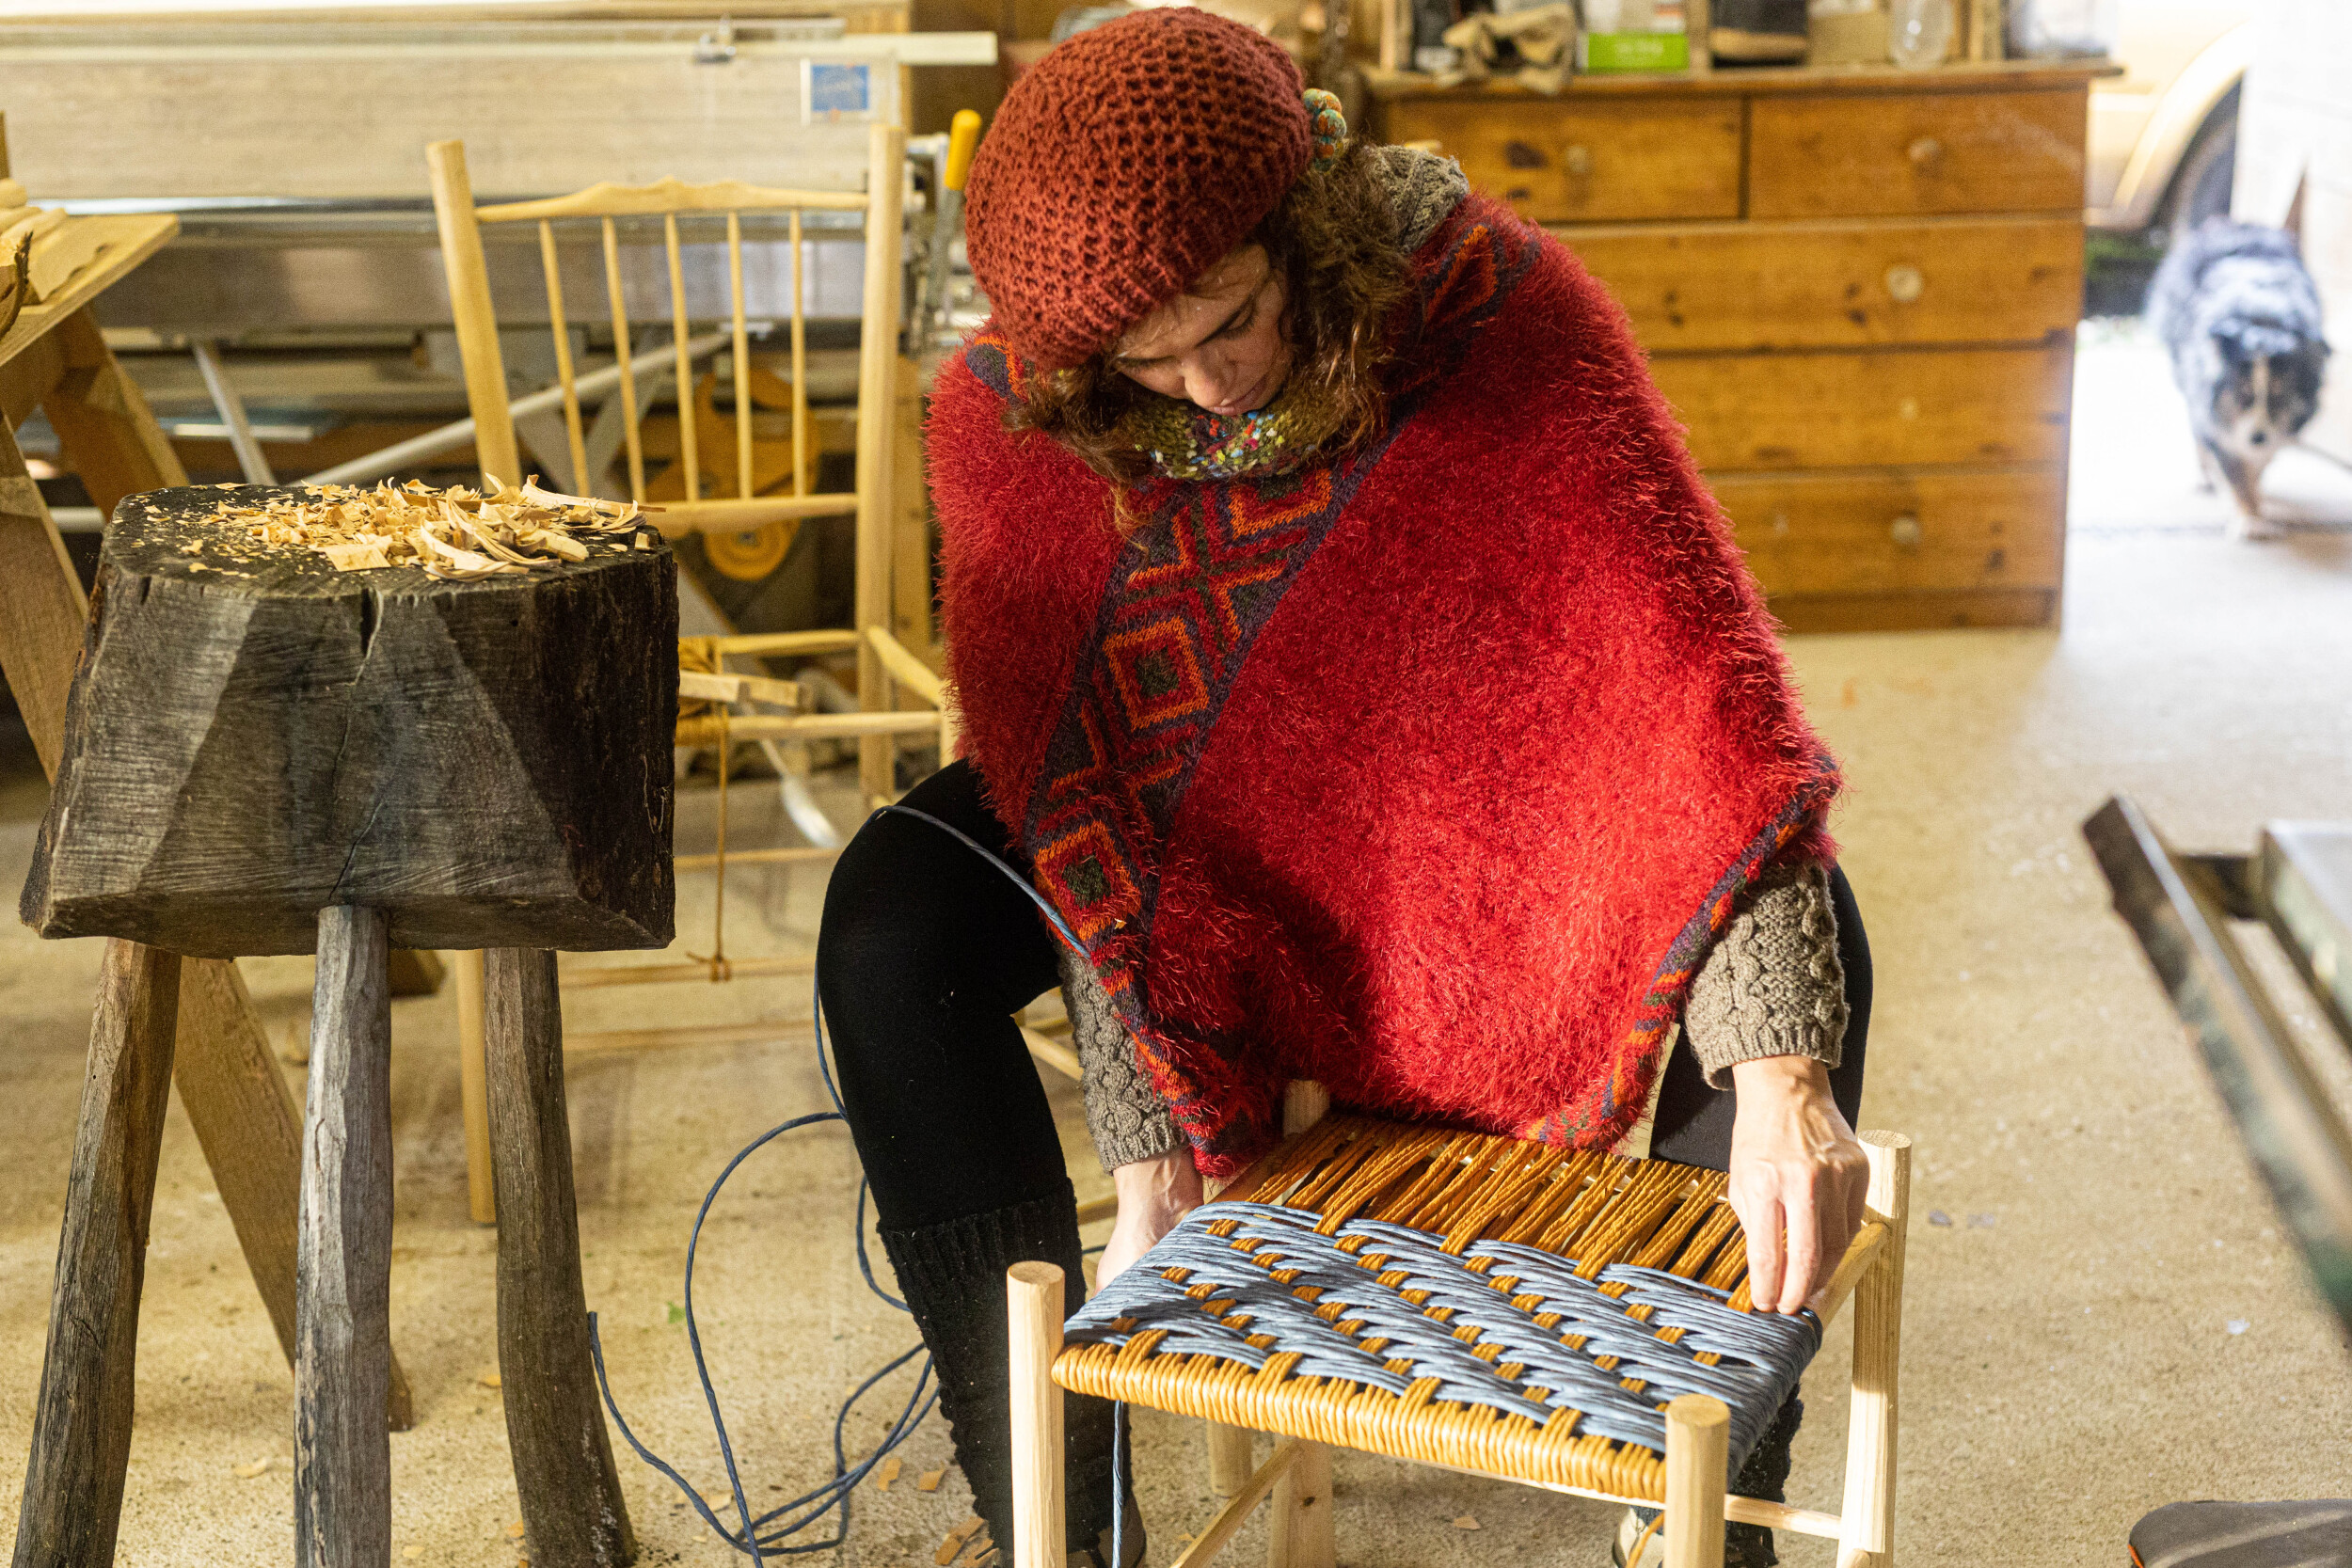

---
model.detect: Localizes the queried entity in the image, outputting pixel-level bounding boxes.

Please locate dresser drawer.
[1713,468,2064,597]
[1652,344,2074,470]
[1385,98,1742,223]
[1748,88,2088,220]
[1560,216,2083,351]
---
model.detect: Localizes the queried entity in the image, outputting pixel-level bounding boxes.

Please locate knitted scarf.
[1113,147,1471,483]
[930,195,1838,1179]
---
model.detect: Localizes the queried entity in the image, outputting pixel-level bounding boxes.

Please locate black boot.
[879,1182,1141,1566]
[1615,1387,1802,1568]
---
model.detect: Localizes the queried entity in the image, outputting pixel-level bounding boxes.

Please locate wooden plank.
[38,308,189,517]
[1555,216,2084,352]
[1769,587,2056,633]
[296,905,394,1568]
[10,940,181,1568]
[0,214,176,371]
[1713,467,2064,597]
[484,947,637,1568]
[1652,344,2074,471]
[1382,97,1742,223]
[1748,87,2089,219]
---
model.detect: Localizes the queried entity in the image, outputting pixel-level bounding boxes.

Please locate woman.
[818,13,1870,1566]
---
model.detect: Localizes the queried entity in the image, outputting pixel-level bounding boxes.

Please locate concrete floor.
[2,324,2350,1566]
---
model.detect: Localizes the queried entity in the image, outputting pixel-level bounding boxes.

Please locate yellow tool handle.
[946,109,982,194]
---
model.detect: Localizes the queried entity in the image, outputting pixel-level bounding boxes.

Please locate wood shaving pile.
[215,476,651,580]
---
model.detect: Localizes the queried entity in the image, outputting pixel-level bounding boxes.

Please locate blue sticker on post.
[805,60,872,120]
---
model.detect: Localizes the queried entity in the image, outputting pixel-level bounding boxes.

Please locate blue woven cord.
[1066,1202,1817,1476]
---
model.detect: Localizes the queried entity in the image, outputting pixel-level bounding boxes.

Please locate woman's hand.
[1726,1056,1870,1314]
[1096,1146,1205,1290]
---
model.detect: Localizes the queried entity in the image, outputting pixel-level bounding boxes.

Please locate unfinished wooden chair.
[1009,1093,1911,1568]
[428,127,953,1220]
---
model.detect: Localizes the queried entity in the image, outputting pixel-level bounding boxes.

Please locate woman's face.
[1108,245,1291,418]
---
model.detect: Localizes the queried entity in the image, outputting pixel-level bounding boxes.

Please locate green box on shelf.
[1576,30,1691,71]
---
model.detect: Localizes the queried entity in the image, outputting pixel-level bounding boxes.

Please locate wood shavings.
[916,1467,945,1493]
[209,478,648,580]
[874,1455,902,1492]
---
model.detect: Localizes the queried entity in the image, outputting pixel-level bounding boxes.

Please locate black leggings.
[820,760,1871,1229]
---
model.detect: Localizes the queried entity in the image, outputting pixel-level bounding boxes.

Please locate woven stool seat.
[1051,1116,1818,1502]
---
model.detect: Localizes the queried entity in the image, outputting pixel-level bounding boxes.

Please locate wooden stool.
[1009,1110,1911,1568]
[17,485,677,1568]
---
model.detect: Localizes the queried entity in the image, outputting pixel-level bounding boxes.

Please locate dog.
[2148,218,2330,539]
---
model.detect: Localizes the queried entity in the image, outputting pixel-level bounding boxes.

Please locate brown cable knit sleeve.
[1683,860,1848,1089]
[1057,943,1184,1172]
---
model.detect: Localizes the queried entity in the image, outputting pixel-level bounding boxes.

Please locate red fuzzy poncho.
[929,196,1838,1179]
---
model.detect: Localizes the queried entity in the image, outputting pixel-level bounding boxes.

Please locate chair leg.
[1663,1394,1728,1568]
[1837,1132,1912,1568]
[454,950,495,1227]
[1008,1262,1067,1568]
[1206,1421,1254,1497]
[1264,1441,1333,1568]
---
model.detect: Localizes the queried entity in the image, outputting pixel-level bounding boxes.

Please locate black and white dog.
[2148,219,2330,539]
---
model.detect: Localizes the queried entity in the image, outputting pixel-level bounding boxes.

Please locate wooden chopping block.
[16,484,672,1568]
[23,484,677,958]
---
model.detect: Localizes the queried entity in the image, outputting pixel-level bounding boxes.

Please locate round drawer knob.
[1889,514,1923,548]
[1907,135,1944,166]
[1885,264,1926,304]
[1563,144,1594,176]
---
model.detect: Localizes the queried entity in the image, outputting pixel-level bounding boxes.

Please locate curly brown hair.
[1004,139,1416,487]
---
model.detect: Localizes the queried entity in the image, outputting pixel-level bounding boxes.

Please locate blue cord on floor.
[588,804,1128,1563]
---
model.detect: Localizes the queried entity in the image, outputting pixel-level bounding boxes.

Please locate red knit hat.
[965,8,1311,370]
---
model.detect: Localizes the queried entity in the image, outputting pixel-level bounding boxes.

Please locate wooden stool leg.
[297,907,393,1568]
[1007,1262,1066,1568]
[484,948,635,1568]
[1265,1441,1333,1568]
[1663,1395,1729,1568]
[454,951,495,1227]
[1837,1132,1912,1568]
[11,940,182,1568]
[1206,1420,1254,1497]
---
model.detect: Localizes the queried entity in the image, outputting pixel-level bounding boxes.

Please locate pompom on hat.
[963,8,1315,370]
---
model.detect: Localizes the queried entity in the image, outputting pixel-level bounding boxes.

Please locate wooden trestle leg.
[485,948,635,1567]
[296,907,394,1568]
[11,940,183,1568]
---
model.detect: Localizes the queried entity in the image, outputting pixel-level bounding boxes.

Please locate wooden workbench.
[1371,58,2118,632]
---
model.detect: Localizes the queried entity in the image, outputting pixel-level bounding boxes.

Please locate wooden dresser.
[1370,60,2114,632]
